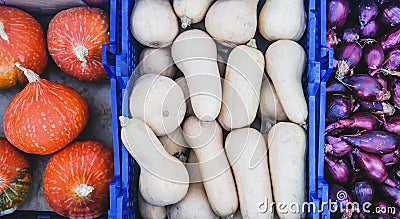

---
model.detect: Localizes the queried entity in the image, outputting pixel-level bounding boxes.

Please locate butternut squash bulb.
[173,0,213,29]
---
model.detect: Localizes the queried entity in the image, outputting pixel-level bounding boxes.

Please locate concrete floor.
[0,60,113,211]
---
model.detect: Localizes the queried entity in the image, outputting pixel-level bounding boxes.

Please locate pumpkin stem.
[15,63,40,83]
[119,116,130,127]
[73,45,89,67]
[247,39,257,49]
[180,16,192,29]
[75,184,94,198]
[0,21,9,42]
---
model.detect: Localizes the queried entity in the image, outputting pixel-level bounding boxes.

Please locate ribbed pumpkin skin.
[3,79,89,155]
[47,7,109,81]
[0,138,31,216]
[42,141,114,219]
[0,6,48,89]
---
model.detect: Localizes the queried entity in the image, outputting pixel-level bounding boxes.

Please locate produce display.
[0,6,48,89]
[47,7,110,81]
[42,141,114,218]
[0,138,31,216]
[124,0,309,218]
[0,4,113,218]
[326,0,400,218]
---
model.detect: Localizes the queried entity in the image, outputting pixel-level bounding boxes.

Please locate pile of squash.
[0,5,113,218]
[122,0,309,218]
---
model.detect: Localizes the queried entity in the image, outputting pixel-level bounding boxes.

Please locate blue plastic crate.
[104,0,321,217]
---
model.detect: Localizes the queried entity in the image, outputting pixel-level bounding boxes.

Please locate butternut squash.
[218,39,264,130]
[183,116,238,217]
[175,76,195,117]
[130,0,178,48]
[139,193,167,219]
[173,0,213,29]
[171,29,222,121]
[120,117,189,206]
[265,40,307,127]
[138,47,176,78]
[159,127,188,163]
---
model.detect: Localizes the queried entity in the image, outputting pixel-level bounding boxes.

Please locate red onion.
[341,131,399,154]
[328,0,350,30]
[381,186,400,208]
[327,77,348,93]
[327,29,340,48]
[325,155,351,184]
[326,94,354,122]
[386,48,400,72]
[353,149,388,182]
[390,78,400,109]
[381,151,400,166]
[353,181,374,205]
[358,0,379,26]
[329,184,355,218]
[341,74,391,101]
[364,42,385,73]
[358,100,395,116]
[325,112,381,134]
[348,152,360,172]
[373,73,388,89]
[382,115,400,135]
[335,42,363,78]
[325,136,353,157]
[360,20,381,38]
[343,27,360,42]
[381,1,400,27]
[380,26,400,51]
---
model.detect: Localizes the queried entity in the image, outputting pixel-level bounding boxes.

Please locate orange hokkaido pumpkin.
[47,7,109,81]
[3,65,89,155]
[0,138,31,216]
[42,141,114,218]
[0,6,48,89]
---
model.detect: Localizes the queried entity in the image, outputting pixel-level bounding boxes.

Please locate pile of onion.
[47,7,110,81]
[0,6,48,89]
[3,64,89,155]
[42,140,114,218]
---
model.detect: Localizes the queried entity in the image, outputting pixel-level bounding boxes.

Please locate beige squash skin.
[175,76,195,117]
[205,0,259,47]
[183,116,238,217]
[265,40,307,127]
[225,128,274,219]
[159,127,188,163]
[259,77,288,122]
[167,152,219,219]
[259,0,306,41]
[129,74,186,136]
[138,47,176,78]
[171,29,222,121]
[268,122,306,219]
[173,0,213,29]
[139,192,167,219]
[218,40,264,130]
[120,117,189,206]
[130,0,178,48]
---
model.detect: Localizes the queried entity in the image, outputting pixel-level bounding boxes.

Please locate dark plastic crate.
[103,0,321,217]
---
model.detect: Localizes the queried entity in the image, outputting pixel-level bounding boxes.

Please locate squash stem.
[119,116,130,127]
[180,16,192,29]
[74,45,89,67]
[246,39,257,49]
[0,21,9,42]
[75,184,94,198]
[15,63,40,83]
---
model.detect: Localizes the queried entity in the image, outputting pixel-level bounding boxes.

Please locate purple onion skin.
[358,0,379,26]
[326,94,354,123]
[383,115,400,136]
[353,181,374,205]
[381,1,400,27]
[327,29,339,48]
[360,20,381,38]
[373,201,393,218]
[348,152,361,172]
[325,136,353,157]
[343,27,360,42]
[373,73,387,89]
[353,149,388,182]
[328,0,350,30]
[381,151,400,166]
[391,78,400,109]
[380,26,400,51]
[341,131,399,154]
[381,186,400,208]
[326,77,348,93]
[352,212,368,219]
[364,42,385,72]
[335,42,363,78]
[386,48,400,71]
[325,155,351,184]
[342,74,391,101]
[358,100,395,116]
[325,112,380,134]
[329,184,354,218]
